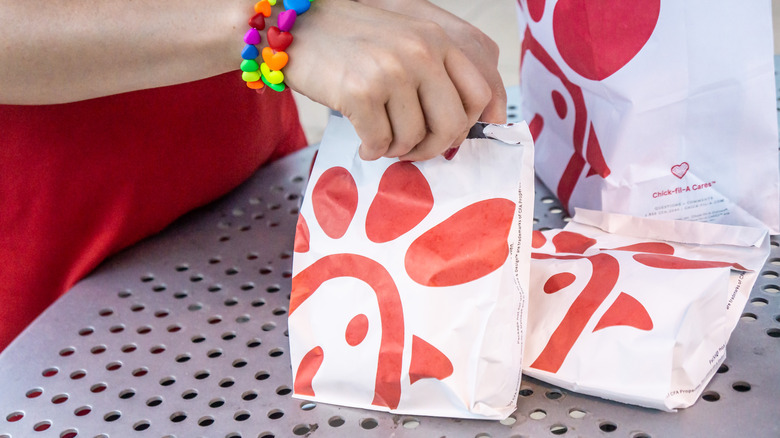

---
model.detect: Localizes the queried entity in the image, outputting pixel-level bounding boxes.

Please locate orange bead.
[262,46,289,71]
[254,0,272,17]
[246,80,265,90]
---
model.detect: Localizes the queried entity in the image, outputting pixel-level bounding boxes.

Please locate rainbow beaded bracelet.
[240,0,314,92]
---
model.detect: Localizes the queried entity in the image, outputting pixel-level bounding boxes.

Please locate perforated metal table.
[1,83,779,438]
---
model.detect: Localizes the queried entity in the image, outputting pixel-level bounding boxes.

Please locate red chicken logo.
[530,229,746,373]
[519,0,661,208]
[290,161,517,409]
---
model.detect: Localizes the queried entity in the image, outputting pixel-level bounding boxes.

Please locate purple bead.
[277,9,297,32]
[244,28,261,45]
[241,44,260,60]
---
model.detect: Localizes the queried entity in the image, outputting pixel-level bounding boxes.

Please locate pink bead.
[244,28,261,45]
[277,9,297,32]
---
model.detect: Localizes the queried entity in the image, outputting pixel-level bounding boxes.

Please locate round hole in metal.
[219,378,235,388]
[530,409,547,420]
[118,389,135,399]
[233,359,248,368]
[175,354,191,363]
[207,349,222,358]
[519,388,533,397]
[74,406,91,417]
[103,411,121,422]
[198,416,215,427]
[234,410,251,421]
[6,411,23,422]
[767,328,780,338]
[209,398,225,408]
[599,422,617,432]
[267,409,284,420]
[170,412,187,422]
[90,383,107,393]
[195,370,210,380]
[702,391,720,402]
[51,393,69,404]
[133,420,151,431]
[132,367,148,377]
[26,388,43,398]
[242,391,258,401]
[255,371,270,381]
[146,396,163,407]
[568,408,587,419]
[159,376,176,386]
[33,420,51,431]
[59,347,76,357]
[247,339,262,348]
[328,416,345,427]
[182,389,198,400]
[106,361,122,371]
[732,381,751,392]
[360,418,379,430]
[276,386,292,396]
[300,402,316,411]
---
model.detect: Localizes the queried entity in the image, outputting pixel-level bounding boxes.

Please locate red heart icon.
[267,26,293,52]
[552,0,661,80]
[671,162,689,179]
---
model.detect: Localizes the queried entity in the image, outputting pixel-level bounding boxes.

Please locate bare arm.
[0,0,246,104]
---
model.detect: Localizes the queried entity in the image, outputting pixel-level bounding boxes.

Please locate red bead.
[267,26,293,52]
[248,13,266,30]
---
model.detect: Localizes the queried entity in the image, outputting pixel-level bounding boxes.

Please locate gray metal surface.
[1,85,779,438]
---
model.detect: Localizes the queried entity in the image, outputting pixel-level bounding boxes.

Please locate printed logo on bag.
[518,0,661,207]
[671,162,689,179]
[530,230,746,373]
[290,162,515,409]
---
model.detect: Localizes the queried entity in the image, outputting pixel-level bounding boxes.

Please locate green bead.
[240,59,259,72]
[242,70,261,82]
[261,75,285,92]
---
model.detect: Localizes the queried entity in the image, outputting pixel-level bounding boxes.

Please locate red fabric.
[0,71,307,351]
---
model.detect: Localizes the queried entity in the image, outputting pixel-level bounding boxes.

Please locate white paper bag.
[525,209,770,410]
[516,0,780,233]
[288,116,535,419]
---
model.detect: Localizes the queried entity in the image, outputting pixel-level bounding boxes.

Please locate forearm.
[0,0,247,104]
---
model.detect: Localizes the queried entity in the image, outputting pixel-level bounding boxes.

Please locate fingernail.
[443,147,459,161]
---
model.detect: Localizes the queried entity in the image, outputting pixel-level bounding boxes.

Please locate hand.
[361,0,508,125]
[285,0,493,161]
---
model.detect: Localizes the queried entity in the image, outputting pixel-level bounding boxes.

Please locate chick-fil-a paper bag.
[289,115,535,419]
[516,0,780,232]
[526,209,770,410]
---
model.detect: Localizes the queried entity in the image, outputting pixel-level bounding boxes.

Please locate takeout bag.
[525,209,770,410]
[288,116,535,419]
[517,0,780,232]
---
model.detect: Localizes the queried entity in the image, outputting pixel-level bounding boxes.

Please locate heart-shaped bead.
[268,0,277,5]
[277,9,297,32]
[284,0,311,15]
[262,46,289,71]
[248,12,266,30]
[242,70,261,82]
[240,59,260,72]
[254,0,272,17]
[260,62,285,84]
[243,28,261,45]
[267,26,293,51]
[262,75,286,92]
[246,80,265,90]
[241,44,259,60]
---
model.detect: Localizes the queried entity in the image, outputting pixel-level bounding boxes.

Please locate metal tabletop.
[0,83,778,438]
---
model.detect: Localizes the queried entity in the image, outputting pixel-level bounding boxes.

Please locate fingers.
[480,74,508,124]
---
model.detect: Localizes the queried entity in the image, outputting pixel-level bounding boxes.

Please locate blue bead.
[284,0,311,15]
[241,44,260,60]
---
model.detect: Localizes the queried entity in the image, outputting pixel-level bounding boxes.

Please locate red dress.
[0,72,307,351]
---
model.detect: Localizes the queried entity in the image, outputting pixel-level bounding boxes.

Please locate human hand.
[284,0,493,161]
[360,0,508,125]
